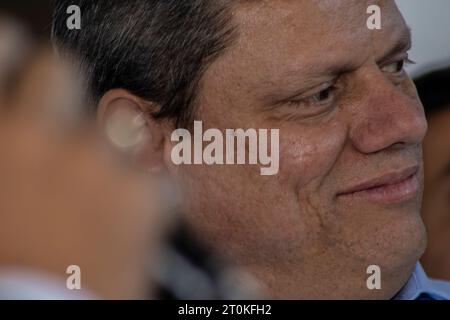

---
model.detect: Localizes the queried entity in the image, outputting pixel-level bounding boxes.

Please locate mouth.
[337,165,420,205]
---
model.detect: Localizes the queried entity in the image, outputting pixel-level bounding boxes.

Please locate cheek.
[278,123,347,190]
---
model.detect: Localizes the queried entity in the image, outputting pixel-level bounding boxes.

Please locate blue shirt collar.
[394,263,450,300]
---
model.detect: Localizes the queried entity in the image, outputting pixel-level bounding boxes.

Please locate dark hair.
[414,66,450,117]
[52,0,236,127]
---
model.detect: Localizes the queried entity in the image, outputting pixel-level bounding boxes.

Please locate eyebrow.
[376,26,412,64]
[260,26,414,104]
[259,58,360,104]
[297,27,413,80]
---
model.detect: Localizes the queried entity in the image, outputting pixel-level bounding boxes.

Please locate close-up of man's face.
[170,0,427,299]
[7,0,449,303]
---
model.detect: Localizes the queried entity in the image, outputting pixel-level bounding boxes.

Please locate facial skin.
[421,108,450,281]
[101,0,428,299]
[166,0,427,299]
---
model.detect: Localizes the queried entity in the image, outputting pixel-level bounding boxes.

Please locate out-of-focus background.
[397,0,450,76]
[0,1,52,37]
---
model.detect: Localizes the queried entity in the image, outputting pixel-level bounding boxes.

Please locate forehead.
[209,0,408,89]
[234,0,405,50]
[234,0,371,45]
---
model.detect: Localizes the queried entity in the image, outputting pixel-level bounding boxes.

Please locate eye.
[287,82,337,108]
[382,60,404,74]
[310,86,333,103]
[381,58,415,74]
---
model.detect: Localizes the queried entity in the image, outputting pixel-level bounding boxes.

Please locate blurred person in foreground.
[0,16,166,299]
[415,67,450,282]
[52,0,450,299]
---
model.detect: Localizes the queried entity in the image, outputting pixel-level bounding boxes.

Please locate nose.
[349,71,427,154]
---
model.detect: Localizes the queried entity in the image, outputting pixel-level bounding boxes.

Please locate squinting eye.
[287,86,335,108]
[382,60,405,73]
[285,80,338,112]
[381,58,415,74]
[311,87,333,103]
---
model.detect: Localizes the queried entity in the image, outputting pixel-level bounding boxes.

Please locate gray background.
[396,0,450,77]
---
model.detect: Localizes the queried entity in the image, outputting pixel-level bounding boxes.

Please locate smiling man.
[52,0,450,299]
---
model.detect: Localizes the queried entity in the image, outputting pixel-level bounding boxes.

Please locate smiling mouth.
[337,165,420,205]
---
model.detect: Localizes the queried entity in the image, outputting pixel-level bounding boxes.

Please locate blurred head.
[53,0,428,299]
[415,67,450,281]
[0,13,167,299]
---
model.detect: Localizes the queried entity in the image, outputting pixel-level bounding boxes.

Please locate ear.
[97,89,166,173]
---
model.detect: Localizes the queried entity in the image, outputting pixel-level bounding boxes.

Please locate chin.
[330,200,427,293]
[364,207,427,290]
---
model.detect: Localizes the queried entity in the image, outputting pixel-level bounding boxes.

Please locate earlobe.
[133,113,166,173]
[97,89,166,173]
